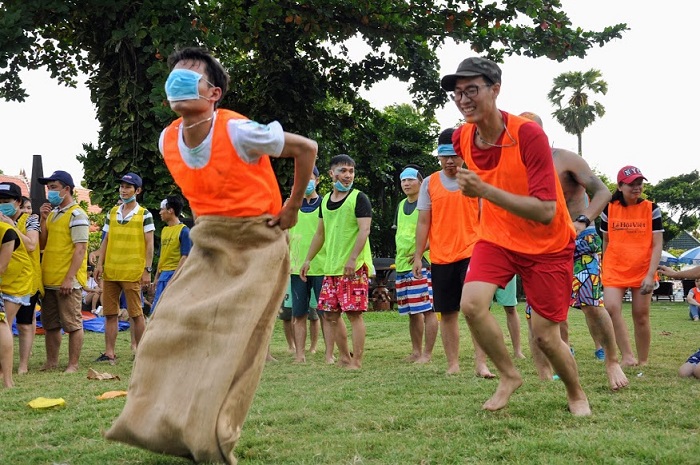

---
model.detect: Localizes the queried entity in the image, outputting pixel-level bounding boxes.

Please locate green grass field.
[2,301,700,464]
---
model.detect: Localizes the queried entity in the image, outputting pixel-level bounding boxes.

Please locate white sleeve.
[416,177,432,211]
[158,129,167,155]
[228,119,285,163]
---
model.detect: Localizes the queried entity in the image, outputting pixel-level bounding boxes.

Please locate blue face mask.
[0,202,16,217]
[47,190,64,207]
[121,195,136,204]
[165,69,212,102]
[305,180,316,196]
[334,180,352,192]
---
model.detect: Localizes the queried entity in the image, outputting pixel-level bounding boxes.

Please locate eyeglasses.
[449,84,492,102]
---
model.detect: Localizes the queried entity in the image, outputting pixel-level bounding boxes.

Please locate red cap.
[617,165,647,184]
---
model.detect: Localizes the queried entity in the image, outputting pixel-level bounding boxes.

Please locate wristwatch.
[574,215,591,227]
[144,266,153,273]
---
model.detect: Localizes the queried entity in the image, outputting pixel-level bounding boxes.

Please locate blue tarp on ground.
[11,311,130,335]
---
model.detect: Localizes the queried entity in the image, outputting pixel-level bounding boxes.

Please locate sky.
[1,0,698,186]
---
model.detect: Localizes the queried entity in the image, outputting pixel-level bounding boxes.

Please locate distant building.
[0,171,30,197]
[665,230,700,252]
[0,170,102,215]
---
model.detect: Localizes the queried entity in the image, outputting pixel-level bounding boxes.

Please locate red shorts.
[317,266,369,312]
[466,240,574,323]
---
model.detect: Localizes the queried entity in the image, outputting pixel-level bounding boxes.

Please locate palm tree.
[547,69,607,156]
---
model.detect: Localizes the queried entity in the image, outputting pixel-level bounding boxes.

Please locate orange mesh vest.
[426,172,478,264]
[459,114,574,254]
[162,109,282,217]
[602,200,654,287]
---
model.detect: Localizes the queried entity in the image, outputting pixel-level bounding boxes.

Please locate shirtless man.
[520,112,628,391]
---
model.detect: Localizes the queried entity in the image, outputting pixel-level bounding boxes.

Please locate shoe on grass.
[95,353,116,365]
[594,348,605,361]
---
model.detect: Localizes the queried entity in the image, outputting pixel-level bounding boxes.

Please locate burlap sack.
[105,215,289,464]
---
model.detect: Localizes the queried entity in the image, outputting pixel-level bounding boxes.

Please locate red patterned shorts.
[317,265,369,312]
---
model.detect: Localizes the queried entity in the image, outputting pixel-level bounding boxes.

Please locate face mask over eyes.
[0,202,16,217]
[165,69,213,102]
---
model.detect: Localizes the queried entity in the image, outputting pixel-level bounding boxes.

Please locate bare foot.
[415,354,432,364]
[404,353,420,362]
[337,357,352,367]
[476,369,496,379]
[18,367,28,375]
[40,363,58,371]
[482,374,523,411]
[638,360,649,367]
[310,348,317,354]
[64,365,79,373]
[620,357,638,367]
[514,352,526,360]
[476,364,496,379]
[3,380,14,388]
[325,356,336,364]
[446,364,460,375]
[567,397,592,416]
[293,357,306,363]
[265,354,278,363]
[287,347,296,354]
[606,363,629,391]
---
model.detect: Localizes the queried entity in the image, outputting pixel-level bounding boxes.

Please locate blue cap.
[400,168,419,180]
[312,166,319,176]
[436,144,457,157]
[119,172,142,188]
[38,170,75,188]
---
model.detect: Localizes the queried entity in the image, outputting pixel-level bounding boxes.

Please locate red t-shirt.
[452,114,557,202]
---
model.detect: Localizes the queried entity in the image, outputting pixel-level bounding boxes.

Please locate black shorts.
[16,292,40,325]
[430,258,470,313]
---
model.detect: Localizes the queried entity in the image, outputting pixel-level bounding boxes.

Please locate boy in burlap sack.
[105,47,317,464]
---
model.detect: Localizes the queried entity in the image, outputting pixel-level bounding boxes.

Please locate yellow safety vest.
[104,205,147,282]
[17,213,44,296]
[41,205,88,288]
[0,222,33,297]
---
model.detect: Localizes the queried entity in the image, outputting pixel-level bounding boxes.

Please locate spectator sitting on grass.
[679,348,700,378]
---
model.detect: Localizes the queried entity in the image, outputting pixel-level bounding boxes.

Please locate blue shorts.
[2,293,31,307]
[687,349,700,365]
[151,270,176,314]
[290,274,321,320]
[396,269,433,315]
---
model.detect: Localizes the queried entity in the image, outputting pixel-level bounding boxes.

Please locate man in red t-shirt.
[442,57,590,416]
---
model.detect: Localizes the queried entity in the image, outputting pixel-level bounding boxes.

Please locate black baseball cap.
[0,182,22,200]
[441,57,502,91]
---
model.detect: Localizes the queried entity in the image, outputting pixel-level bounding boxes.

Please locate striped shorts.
[396,269,433,315]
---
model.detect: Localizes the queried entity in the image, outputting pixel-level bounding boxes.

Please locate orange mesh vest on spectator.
[162,109,282,218]
[602,200,654,287]
[426,172,478,264]
[459,115,574,254]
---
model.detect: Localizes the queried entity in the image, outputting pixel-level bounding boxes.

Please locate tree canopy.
[0,0,628,255]
[547,69,607,156]
[645,170,700,244]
